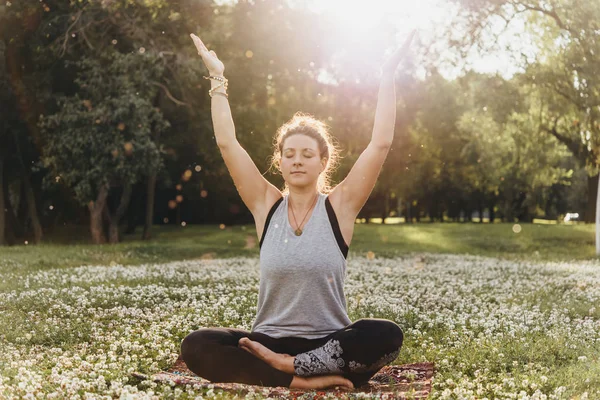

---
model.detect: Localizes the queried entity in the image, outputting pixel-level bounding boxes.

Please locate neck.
[288,188,319,210]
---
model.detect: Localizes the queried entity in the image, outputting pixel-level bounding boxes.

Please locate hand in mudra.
[381,29,417,75]
[190,33,224,75]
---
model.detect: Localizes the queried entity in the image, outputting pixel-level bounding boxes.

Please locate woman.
[182,30,416,391]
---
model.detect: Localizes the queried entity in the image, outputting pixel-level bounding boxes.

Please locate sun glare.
[303,0,452,79]
[216,0,532,79]
[307,0,447,43]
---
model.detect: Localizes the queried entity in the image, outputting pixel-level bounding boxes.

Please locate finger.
[387,32,416,65]
[238,341,251,351]
[190,35,203,53]
[190,33,209,53]
[400,29,417,51]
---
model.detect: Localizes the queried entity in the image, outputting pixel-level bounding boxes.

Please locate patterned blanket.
[131,356,434,399]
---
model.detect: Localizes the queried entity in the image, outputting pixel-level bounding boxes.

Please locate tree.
[446,0,600,248]
[39,51,169,243]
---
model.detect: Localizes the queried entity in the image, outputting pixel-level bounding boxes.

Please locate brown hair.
[268,112,342,195]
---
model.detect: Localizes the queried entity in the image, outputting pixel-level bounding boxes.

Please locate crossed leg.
[182,319,403,390]
[241,318,404,388]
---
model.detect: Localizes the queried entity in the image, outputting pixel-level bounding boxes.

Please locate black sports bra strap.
[259,196,284,249]
[325,196,349,259]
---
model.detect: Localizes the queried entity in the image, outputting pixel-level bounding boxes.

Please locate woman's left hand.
[381,29,417,76]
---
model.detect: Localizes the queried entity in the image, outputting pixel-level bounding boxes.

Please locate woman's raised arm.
[190,33,278,216]
[190,33,236,147]
[328,30,417,218]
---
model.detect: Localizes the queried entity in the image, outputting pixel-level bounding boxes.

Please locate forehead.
[282,134,319,151]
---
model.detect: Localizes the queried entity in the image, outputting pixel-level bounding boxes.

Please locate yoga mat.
[132,356,434,399]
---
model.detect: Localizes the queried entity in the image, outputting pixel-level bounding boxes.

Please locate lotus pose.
[182,30,416,391]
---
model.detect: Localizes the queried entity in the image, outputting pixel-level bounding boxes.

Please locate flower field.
[1,250,599,399]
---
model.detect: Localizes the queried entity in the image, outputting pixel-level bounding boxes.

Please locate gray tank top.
[251,192,352,339]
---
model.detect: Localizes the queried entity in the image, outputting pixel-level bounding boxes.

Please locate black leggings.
[180,318,404,388]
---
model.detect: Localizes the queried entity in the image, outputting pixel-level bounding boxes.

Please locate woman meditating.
[182,30,416,391]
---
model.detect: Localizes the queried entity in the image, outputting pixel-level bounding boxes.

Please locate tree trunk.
[2,174,18,245]
[88,184,109,244]
[488,200,496,223]
[383,191,390,224]
[478,196,484,223]
[15,181,26,232]
[21,172,43,243]
[415,203,421,223]
[381,193,388,224]
[10,128,43,243]
[595,172,600,255]
[587,173,598,223]
[0,157,4,246]
[143,173,157,240]
[107,183,133,244]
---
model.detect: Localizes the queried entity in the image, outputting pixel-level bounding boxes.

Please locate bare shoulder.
[327,185,342,211]
[327,183,352,218]
[253,184,283,240]
[326,183,356,247]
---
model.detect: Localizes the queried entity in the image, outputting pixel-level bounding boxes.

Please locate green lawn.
[0,222,594,275]
[0,223,597,399]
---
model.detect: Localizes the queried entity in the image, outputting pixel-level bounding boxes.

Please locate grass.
[0,223,597,399]
[1,222,594,275]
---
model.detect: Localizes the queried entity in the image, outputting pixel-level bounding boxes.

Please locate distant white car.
[564,213,580,222]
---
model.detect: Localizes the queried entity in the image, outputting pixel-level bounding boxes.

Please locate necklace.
[289,192,318,236]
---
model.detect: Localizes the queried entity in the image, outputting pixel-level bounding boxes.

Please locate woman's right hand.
[190,33,225,76]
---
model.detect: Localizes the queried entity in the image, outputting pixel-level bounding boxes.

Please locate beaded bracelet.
[203,75,227,82]
[203,75,229,98]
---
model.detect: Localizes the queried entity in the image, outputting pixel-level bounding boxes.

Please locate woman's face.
[279,134,326,189]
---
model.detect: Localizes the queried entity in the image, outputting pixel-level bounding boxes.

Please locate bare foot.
[238,337,295,374]
[290,375,354,391]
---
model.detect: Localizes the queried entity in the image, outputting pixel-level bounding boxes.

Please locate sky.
[214,0,540,81]
[303,0,539,80]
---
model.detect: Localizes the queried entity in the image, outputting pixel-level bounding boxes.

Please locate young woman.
[182,30,416,391]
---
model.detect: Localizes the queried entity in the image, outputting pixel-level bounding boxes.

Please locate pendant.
[295,228,303,236]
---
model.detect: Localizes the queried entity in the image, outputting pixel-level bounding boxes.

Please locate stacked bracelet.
[203,75,229,98]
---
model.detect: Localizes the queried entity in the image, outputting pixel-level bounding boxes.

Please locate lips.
[291,171,305,174]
